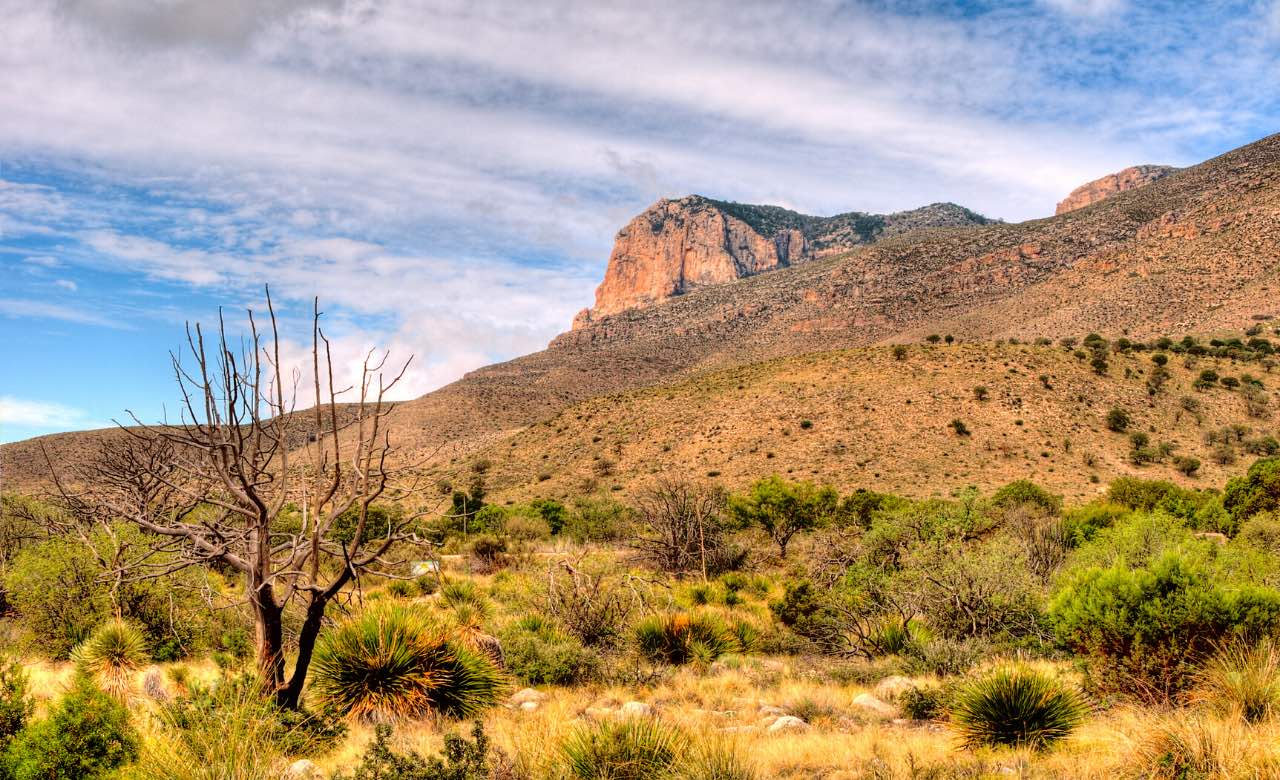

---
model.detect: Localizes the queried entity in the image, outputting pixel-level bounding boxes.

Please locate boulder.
[767,715,811,734]
[852,693,897,718]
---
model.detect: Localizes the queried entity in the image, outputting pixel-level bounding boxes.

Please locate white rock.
[767,715,811,734]
[852,693,898,718]
[519,700,540,712]
[285,759,318,779]
[510,688,547,706]
[874,675,914,701]
[619,701,654,718]
[758,704,789,718]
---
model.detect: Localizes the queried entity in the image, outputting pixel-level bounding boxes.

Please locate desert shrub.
[838,489,906,528]
[949,418,971,436]
[328,504,403,546]
[71,619,149,698]
[310,604,504,721]
[632,480,737,575]
[440,579,489,611]
[1060,502,1131,545]
[0,656,31,753]
[561,719,680,780]
[973,385,989,401]
[1239,514,1280,553]
[333,722,492,780]
[544,563,636,647]
[899,684,951,720]
[500,618,598,686]
[949,666,1087,751]
[1106,476,1202,516]
[1129,713,1244,780]
[5,676,139,780]
[893,344,909,360]
[990,479,1062,517]
[728,476,838,558]
[1106,407,1131,432]
[469,535,509,572]
[903,536,1044,641]
[564,498,633,543]
[1224,457,1280,526]
[634,612,738,666]
[1192,639,1280,723]
[1174,455,1202,477]
[1051,553,1280,701]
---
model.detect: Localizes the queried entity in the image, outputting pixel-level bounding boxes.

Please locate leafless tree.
[51,290,438,708]
[630,479,728,579]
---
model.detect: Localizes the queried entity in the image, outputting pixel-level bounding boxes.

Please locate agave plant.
[950,666,1088,751]
[71,620,149,697]
[561,719,680,780]
[1193,639,1280,723]
[310,603,504,722]
[634,612,736,666]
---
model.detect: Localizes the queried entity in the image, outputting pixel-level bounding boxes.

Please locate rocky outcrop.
[1055,165,1178,215]
[572,196,992,328]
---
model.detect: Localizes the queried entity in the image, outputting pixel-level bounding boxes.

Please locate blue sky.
[2,0,1278,443]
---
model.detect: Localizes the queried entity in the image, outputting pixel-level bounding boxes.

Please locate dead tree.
[54,290,435,708]
[630,479,727,579]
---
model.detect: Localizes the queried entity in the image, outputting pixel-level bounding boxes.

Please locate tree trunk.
[251,585,286,694]
[278,595,330,709]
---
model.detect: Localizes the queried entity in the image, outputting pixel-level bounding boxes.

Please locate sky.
[1,0,1279,443]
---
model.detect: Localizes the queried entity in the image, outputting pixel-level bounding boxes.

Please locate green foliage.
[71,620,149,697]
[1050,553,1280,701]
[1224,457,1280,526]
[1060,502,1131,545]
[310,604,504,722]
[564,498,634,543]
[499,619,598,686]
[1105,407,1131,432]
[949,667,1087,751]
[329,504,403,546]
[634,612,739,666]
[949,418,971,437]
[838,489,905,528]
[4,676,139,780]
[561,719,680,780]
[729,476,837,557]
[899,684,951,720]
[0,657,31,753]
[333,722,492,780]
[989,480,1062,516]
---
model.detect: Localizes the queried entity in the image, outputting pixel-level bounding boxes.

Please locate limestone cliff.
[1055,165,1179,215]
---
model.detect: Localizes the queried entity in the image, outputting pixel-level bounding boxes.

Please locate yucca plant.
[1193,639,1280,723]
[634,612,736,666]
[950,666,1088,751]
[310,603,504,722]
[71,619,149,697]
[561,719,680,780]
[440,579,490,613]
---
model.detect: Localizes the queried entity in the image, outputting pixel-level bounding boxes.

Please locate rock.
[510,688,547,706]
[284,759,319,779]
[619,701,654,718]
[767,715,811,734]
[873,675,914,701]
[519,700,540,712]
[852,693,898,718]
[1055,165,1179,215]
[758,705,789,718]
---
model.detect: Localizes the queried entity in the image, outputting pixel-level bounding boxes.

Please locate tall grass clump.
[561,719,680,780]
[1129,713,1242,780]
[1193,639,1280,723]
[950,666,1088,751]
[310,603,504,722]
[682,738,757,780]
[71,619,149,697]
[634,612,737,666]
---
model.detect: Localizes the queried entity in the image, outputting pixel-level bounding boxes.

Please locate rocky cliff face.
[1055,165,1179,215]
[573,196,991,328]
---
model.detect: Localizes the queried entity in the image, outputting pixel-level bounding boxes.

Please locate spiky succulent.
[950,666,1088,751]
[71,620,149,697]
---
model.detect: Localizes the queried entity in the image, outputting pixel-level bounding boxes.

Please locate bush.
[71,620,149,698]
[0,656,31,752]
[310,604,504,721]
[950,419,971,437]
[728,476,838,558]
[634,612,739,666]
[899,684,950,721]
[333,722,492,780]
[1224,457,1280,525]
[990,480,1061,516]
[1106,407,1131,432]
[500,618,598,686]
[1174,455,1202,477]
[5,676,139,780]
[561,719,680,780]
[1050,554,1280,701]
[1192,639,1280,723]
[1060,502,1131,545]
[949,667,1087,751]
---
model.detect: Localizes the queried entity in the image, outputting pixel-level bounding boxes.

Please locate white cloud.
[0,298,130,329]
[53,279,78,291]
[0,396,87,428]
[1039,0,1126,16]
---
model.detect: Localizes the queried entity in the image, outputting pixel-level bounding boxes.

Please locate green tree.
[729,476,837,558]
[1225,458,1280,525]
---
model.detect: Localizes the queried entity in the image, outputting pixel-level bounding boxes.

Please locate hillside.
[5,132,1280,495]
[460,340,1280,503]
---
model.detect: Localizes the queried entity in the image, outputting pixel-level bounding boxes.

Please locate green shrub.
[499,619,598,686]
[0,656,31,752]
[899,684,950,720]
[310,604,504,721]
[1239,514,1280,553]
[1106,407,1131,432]
[71,620,149,698]
[1224,457,1280,525]
[561,719,680,780]
[1050,553,1280,701]
[949,667,1087,751]
[1193,639,1280,723]
[333,722,492,780]
[634,613,738,666]
[5,676,139,780]
[1060,502,1131,545]
[990,480,1062,516]
[950,419,971,436]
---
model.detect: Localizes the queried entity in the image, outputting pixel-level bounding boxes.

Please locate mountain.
[5,133,1279,497]
[1055,165,1179,215]
[573,196,991,327]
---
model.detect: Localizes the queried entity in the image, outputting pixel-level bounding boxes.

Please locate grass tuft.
[950,666,1087,751]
